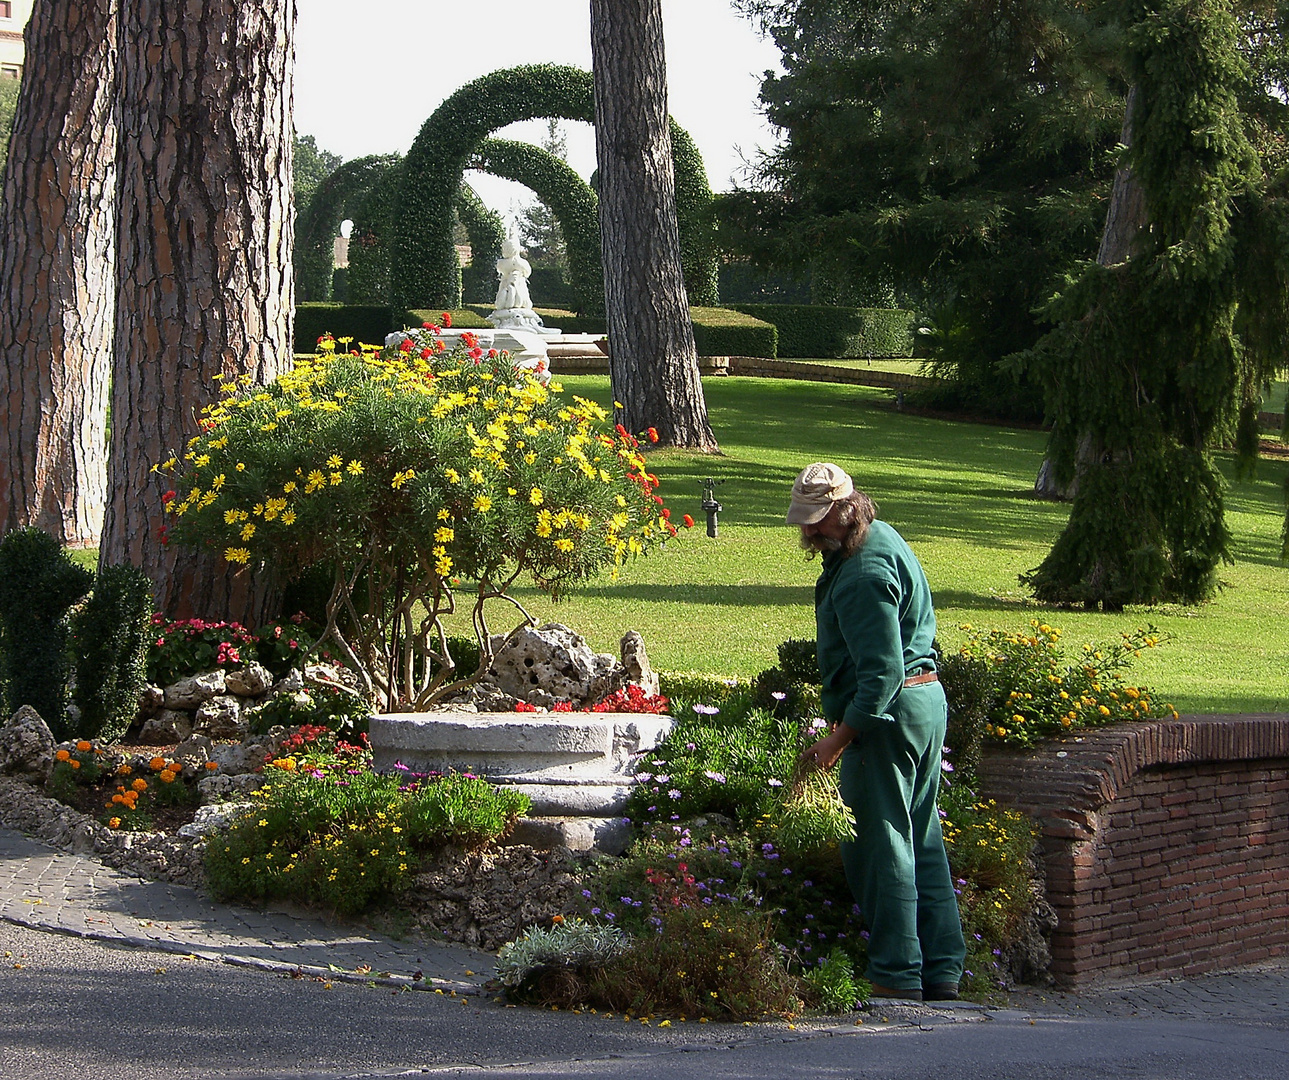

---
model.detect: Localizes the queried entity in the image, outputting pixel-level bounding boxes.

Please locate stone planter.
[974,714,1289,985]
[368,710,673,854]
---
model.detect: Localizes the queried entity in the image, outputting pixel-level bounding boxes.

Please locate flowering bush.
[203,732,529,915]
[147,615,258,687]
[948,621,1177,748]
[158,323,685,711]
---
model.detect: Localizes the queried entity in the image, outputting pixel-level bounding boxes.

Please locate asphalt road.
[4,920,1288,1080]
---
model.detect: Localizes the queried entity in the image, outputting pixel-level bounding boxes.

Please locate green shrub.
[70,564,154,744]
[244,686,370,739]
[690,307,777,358]
[0,528,93,737]
[589,903,802,1020]
[775,639,821,685]
[496,919,629,1002]
[730,304,916,359]
[205,744,529,915]
[802,947,866,1012]
[293,304,393,351]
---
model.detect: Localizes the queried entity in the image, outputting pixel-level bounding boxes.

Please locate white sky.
[293,0,783,228]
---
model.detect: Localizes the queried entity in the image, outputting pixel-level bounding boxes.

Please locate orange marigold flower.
[108,817,121,829]
[76,740,93,752]
[69,760,81,770]
[551,914,565,924]
[149,757,166,771]
[131,778,148,792]
[167,761,181,773]
[205,761,219,771]
[111,794,124,805]
[56,749,71,762]
[159,770,175,783]
[117,764,133,775]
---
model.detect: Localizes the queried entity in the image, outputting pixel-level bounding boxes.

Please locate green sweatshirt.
[815,520,938,735]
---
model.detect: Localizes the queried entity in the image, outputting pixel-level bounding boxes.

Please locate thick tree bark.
[589,0,718,451]
[101,0,295,625]
[1035,86,1146,501]
[0,0,117,547]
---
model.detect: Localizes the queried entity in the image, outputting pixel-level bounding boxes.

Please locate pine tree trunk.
[100,0,295,626]
[0,0,117,548]
[589,0,718,451]
[1034,87,1146,501]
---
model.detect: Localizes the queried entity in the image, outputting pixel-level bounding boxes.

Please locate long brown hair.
[800,491,878,557]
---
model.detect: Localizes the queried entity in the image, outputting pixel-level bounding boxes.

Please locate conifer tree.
[1023,0,1289,609]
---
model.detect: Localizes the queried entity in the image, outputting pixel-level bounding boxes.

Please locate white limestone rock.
[0,705,56,781]
[178,800,256,837]
[171,734,215,772]
[225,662,273,697]
[488,623,617,706]
[138,710,192,744]
[163,671,226,709]
[193,695,243,739]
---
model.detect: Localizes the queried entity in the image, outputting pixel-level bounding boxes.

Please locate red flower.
[420,348,432,359]
[615,423,628,437]
[683,514,695,528]
[660,508,671,519]
[161,490,176,503]
[441,311,453,328]
[400,338,413,352]
[647,427,659,442]
[488,349,498,358]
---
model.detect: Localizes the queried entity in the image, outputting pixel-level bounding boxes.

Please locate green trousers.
[838,681,966,991]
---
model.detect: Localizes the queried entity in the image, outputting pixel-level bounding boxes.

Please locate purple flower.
[692,703,720,715]
[591,907,601,915]
[941,761,954,773]
[768,778,783,787]
[703,770,726,783]
[771,691,786,701]
[668,789,682,800]
[582,889,593,899]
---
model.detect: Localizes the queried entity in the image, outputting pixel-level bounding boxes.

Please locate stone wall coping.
[974,714,1289,839]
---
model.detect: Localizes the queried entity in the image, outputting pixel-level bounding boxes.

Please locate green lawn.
[772,358,925,374]
[492,376,1289,715]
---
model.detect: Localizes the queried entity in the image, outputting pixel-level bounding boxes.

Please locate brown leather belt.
[903,671,939,687]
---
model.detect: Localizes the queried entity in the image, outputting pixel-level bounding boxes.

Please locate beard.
[800,531,842,555]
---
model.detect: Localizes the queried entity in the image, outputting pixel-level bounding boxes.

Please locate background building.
[0,1,32,80]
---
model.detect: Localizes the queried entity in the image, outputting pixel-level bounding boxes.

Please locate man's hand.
[799,723,854,772]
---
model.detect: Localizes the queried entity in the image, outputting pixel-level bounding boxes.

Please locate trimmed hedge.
[729,304,916,359]
[295,154,402,303]
[472,137,603,314]
[457,183,505,305]
[393,64,718,310]
[458,305,773,357]
[294,305,393,350]
[401,308,494,330]
[690,307,777,358]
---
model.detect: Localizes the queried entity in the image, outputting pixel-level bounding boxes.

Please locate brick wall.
[973,715,1289,984]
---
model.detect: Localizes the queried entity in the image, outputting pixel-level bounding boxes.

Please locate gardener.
[789,462,965,1002]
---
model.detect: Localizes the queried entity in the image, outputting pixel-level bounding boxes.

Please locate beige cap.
[786,462,854,525]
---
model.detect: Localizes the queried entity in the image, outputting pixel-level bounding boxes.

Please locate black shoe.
[923,982,959,1001]
[869,984,922,1001]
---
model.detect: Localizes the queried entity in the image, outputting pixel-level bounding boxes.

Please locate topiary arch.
[455,182,506,305]
[392,63,718,310]
[296,154,402,302]
[471,137,603,313]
